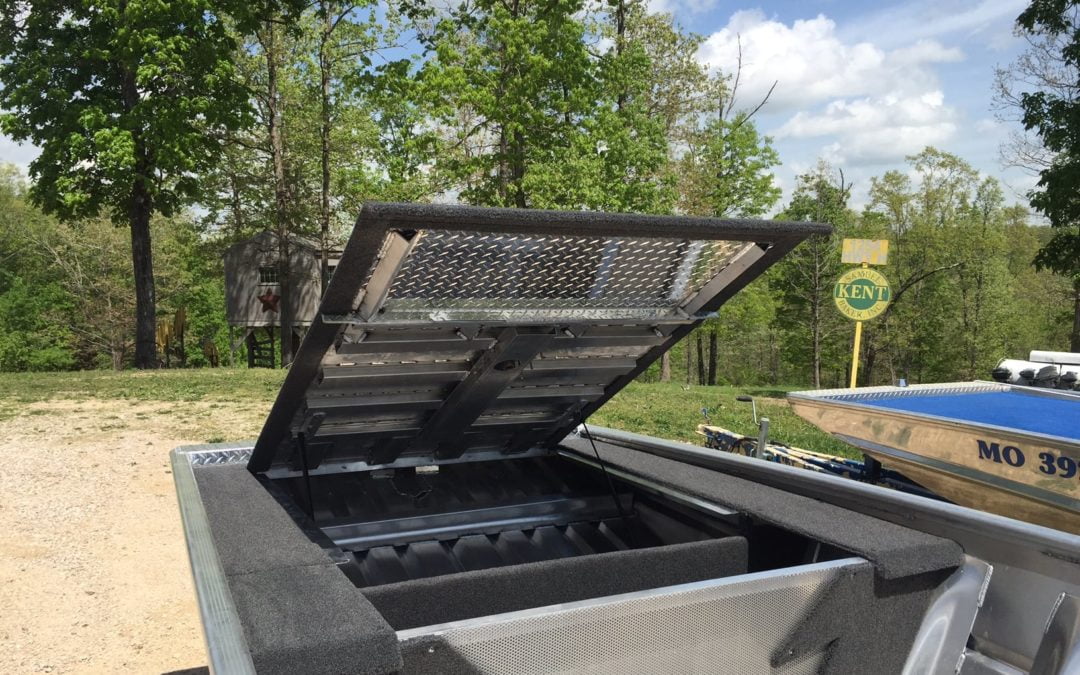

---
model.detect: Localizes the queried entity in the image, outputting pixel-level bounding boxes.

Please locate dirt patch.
[0,399,265,674]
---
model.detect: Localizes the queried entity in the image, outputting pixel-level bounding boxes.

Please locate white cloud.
[0,134,40,172]
[777,92,958,166]
[698,11,962,114]
[698,10,964,167]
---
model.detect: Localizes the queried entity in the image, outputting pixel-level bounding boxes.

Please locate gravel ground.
[0,399,265,674]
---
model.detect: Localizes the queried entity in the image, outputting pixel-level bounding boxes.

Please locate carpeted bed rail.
[560,436,963,579]
[193,465,403,675]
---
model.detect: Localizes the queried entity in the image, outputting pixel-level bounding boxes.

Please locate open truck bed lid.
[248,203,829,476]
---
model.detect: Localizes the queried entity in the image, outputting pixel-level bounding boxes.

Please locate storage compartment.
[260,452,854,629]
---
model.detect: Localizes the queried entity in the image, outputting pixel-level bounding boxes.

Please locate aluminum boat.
[788,382,1080,533]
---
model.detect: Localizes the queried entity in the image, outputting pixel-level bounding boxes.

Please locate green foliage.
[770,165,863,386]
[1015,0,1080,278]
[0,163,232,370]
[707,280,782,385]
[857,148,1069,383]
[155,218,232,367]
[1008,0,1080,350]
[200,2,418,243]
[0,168,77,370]
[679,113,782,217]
[0,0,254,223]
[417,0,592,207]
[417,0,675,213]
[0,279,74,372]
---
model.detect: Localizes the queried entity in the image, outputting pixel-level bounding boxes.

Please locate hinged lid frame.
[248,203,829,475]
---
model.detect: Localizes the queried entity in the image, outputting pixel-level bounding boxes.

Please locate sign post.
[850,319,863,389]
[835,240,891,389]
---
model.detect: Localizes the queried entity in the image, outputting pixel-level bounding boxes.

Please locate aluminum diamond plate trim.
[177,445,253,467]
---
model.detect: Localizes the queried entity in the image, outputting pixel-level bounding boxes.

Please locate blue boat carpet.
[855,390,1078,440]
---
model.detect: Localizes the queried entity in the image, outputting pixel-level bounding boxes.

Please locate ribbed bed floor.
[351,519,643,587]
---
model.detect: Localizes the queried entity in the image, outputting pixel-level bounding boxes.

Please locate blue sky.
[672,0,1034,208]
[0,0,1035,211]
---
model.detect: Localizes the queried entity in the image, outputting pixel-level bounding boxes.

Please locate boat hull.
[788,383,1080,534]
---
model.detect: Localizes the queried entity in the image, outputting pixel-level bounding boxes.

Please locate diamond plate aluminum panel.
[376,232,748,322]
[398,558,865,674]
[186,447,253,466]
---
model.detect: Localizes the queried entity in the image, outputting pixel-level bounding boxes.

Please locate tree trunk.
[685,341,691,384]
[319,4,333,292]
[614,0,626,110]
[266,20,294,367]
[660,353,671,382]
[862,332,876,387]
[129,197,156,369]
[122,59,157,370]
[178,322,186,368]
[695,333,705,384]
[811,298,821,388]
[511,129,527,208]
[229,163,245,232]
[1072,279,1080,352]
[706,332,717,385]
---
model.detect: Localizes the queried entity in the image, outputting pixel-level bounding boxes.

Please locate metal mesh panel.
[377,231,748,321]
[398,558,865,674]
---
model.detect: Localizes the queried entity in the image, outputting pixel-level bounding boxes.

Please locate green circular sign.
[834,268,891,321]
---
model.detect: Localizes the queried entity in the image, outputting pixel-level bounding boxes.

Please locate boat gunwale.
[788,381,1080,448]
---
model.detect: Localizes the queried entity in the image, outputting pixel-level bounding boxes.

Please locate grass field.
[0,368,857,456]
[591,381,859,457]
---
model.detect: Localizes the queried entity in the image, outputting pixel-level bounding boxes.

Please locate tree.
[999,0,1080,349]
[678,112,781,218]
[416,0,677,212]
[258,14,301,366]
[678,98,781,385]
[772,165,855,387]
[416,0,593,207]
[0,167,75,371]
[0,0,265,368]
[678,37,780,220]
[198,3,413,365]
[153,217,233,368]
[27,217,141,369]
[861,149,1009,383]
